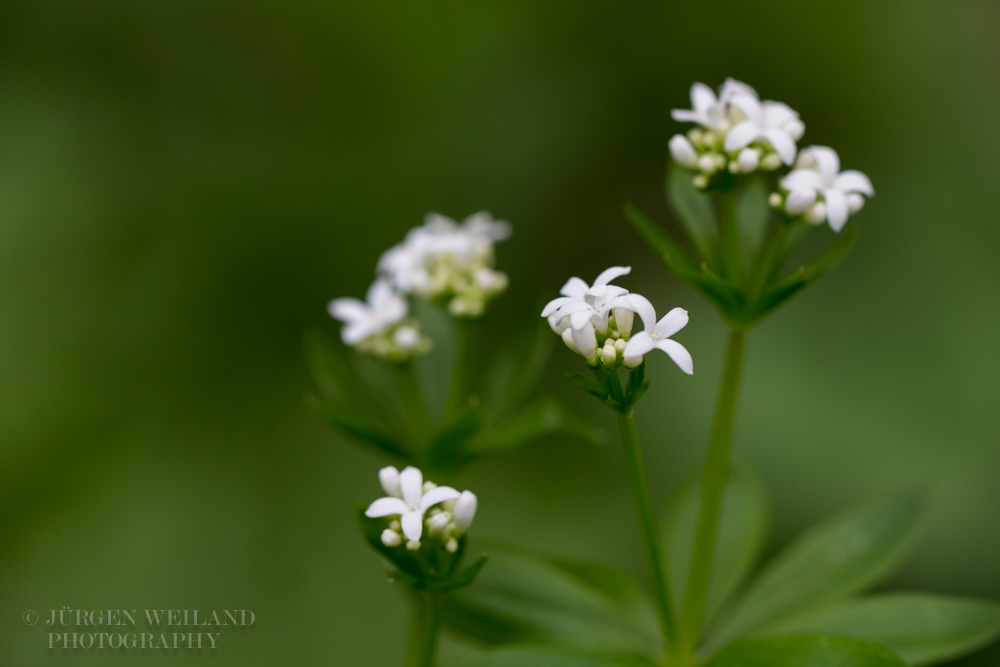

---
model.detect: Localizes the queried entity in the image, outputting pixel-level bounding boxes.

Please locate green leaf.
[469,397,605,459]
[487,317,555,419]
[707,492,926,650]
[753,594,1000,666]
[428,402,486,466]
[447,646,659,667]
[565,372,611,402]
[705,635,907,667]
[441,547,660,655]
[353,504,424,581]
[308,396,411,459]
[663,464,769,627]
[736,175,772,268]
[667,162,719,267]
[438,554,489,593]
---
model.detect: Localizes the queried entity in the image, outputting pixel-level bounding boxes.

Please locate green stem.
[617,411,679,658]
[395,362,433,457]
[718,191,743,285]
[678,329,746,657]
[445,318,478,418]
[406,592,442,667]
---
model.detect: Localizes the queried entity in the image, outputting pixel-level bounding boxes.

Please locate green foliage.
[704,635,908,667]
[628,168,860,329]
[566,363,650,415]
[447,646,659,666]
[305,319,599,473]
[755,594,1000,666]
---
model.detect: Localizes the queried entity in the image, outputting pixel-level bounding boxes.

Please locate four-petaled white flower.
[541,266,633,360]
[724,94,804,165]
[671,79,757,133]
[329,279,407,346]
[365,466,460,543]
[611,293,693,374]
[780,146,874,232]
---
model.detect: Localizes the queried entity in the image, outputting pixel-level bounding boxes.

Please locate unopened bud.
[795,151,818,170]
[601,344,617,366]
[389,520,401,531]
[453,491,478,533]
[738,148,760,173]
[379,466,402,498]
[427,512,451,535]
[805,201,827,225]
[445,538,459,553]
[613,307,634,338]
[614,338,627,353]
[381,529,402,547]
[692,174,709,189]
[394,326,419,350]
[783,118,805,141]
[406,540,421,551]
[760,153,782,171]
[623,354,643,369]
[697,154,717,173]
[422,481,437,494]
[768,192,784,208]
[668,134,698,169]
[846,193,865,213]
[785,188,817,215]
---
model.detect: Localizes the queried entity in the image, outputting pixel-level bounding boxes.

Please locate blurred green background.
[2,0,999,664]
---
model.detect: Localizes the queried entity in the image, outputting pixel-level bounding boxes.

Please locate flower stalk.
[445,318,479,418]
[406,592,442,667]
[394,362,433,453]
[678,329,745,657]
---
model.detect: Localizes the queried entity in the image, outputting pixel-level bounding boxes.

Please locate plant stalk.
[617,411,679,658]
[406,592,442,667]
[445,318,478,418]
[678,329,746,657]
[718,191,743,285]
[395,362,433,455]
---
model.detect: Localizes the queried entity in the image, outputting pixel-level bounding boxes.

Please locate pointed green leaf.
[663,464,769,627]
[565,372,611,401]
[754,594,1000,666]
[353,504,424,581]
[469,397,605,459]
[447,646,659,667]
[429,402,486,465]
[705,635,907,667]
[667,162,719,267]
[442,548,660,655]
[439,554,489,593]
[308,396,411,459]
[487,317,555,419]
[708,493,926,650]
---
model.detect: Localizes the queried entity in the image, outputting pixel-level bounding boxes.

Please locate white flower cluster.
[670,78,804,188]
[365,466,477,554]
[670,79,874,232]
[379,212,511,317]
[770,146,875,232]
[541,266,693,374]
[328,211,511,360]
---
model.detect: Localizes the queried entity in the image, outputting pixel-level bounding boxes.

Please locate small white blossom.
[329,280,430,360]
[541,266,633,362]
[779,146,874,232]
[671,79,757,133]
[724,94,802,165]
[380,528,402,547]
[453,491,478,533]
[365,466,460,542]
[610,294,693,374]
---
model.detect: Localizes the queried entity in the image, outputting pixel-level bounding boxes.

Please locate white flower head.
[364,466,461,543]
[541,266,633,362]
[779,146,874,232]
[328,280,429,361]
[378,211,511,317]
[671,79,757,133]
[724,94,803,166]
[610,294,693,374]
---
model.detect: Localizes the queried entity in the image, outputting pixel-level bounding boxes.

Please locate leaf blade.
[705,635,908,667]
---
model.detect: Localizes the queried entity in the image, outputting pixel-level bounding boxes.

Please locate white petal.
[328,298,367,324]
[781,169,824,192]
[341,322,374,345]
[737,148,760,172]
[762,128,797,165]
[669,134,698,168]
[785,188,818,215]
[671,109,708,125]
[452,491,478,532]
[365,496,409,518]
[399,466,424,506]
[553,300,593,323]
[846,193,865,214]
[835,170,874,196]
[541,296,575,318]
[761,101,797,128]
[569,307,596,331]
[420,486,460,511]
[401,511,423,542]
[368,280,407,323]
[824,189,849,232]
[614,307,634,337]
[593,266,631,287]
[626,293,657,332]
[690,82,717,112]
[560,276,590,298]
[724,120,761,152]
[729,94,762,120]
[623,331,655,365]
[378,466,402,498]
[570,322,597,359]
[720,78,758,101]
[655,307,689,338]
[808,146,840,182]
[655,339,694,375]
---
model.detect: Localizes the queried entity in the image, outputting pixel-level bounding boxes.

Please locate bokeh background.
[2,0,999,664]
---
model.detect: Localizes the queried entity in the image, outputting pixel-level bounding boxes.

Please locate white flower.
[671,79,757,133]
[541,266,633,361]
[780,146,874,232]
[364,466,460,542]
[453,491,478,533]
[724,94,803,165]
[329,279,406,346]
[611,294,693,374]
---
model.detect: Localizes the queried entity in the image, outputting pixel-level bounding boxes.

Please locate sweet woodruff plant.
[314,79,1000,667]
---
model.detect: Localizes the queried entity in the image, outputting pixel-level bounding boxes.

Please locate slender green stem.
[617,411,679,658]
[678,329,746,657]
[406,592,442,667]
[718,191,743,285]
[395,362,433,455]
[445,318,478,418]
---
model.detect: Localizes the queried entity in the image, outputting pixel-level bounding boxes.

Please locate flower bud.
[614,307,634,338]
[601,343,617,366]
[737,148,760,173]
[614,338,627,354]
[805,201,827,225]
[389,520,401,531]
[406,540,421,551]
[381,529,401,547]
[785,188,817,215]
[768,192,784,208]
[422,480,437,494]
[548,313,569,335]
[696,154,717,173]
[379,466,402,498]
[570,324,598,362]
[623,353,643,369]
[846,193,865,213]
[783,118,805,141]
[795,151,818,170]
[445,538,459,553]
[669,134,698,168]
[760,153,782,171]
[427,511,451,535]
[453,491,478,533]
[393,326,419,350]
[692,174,709,189]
